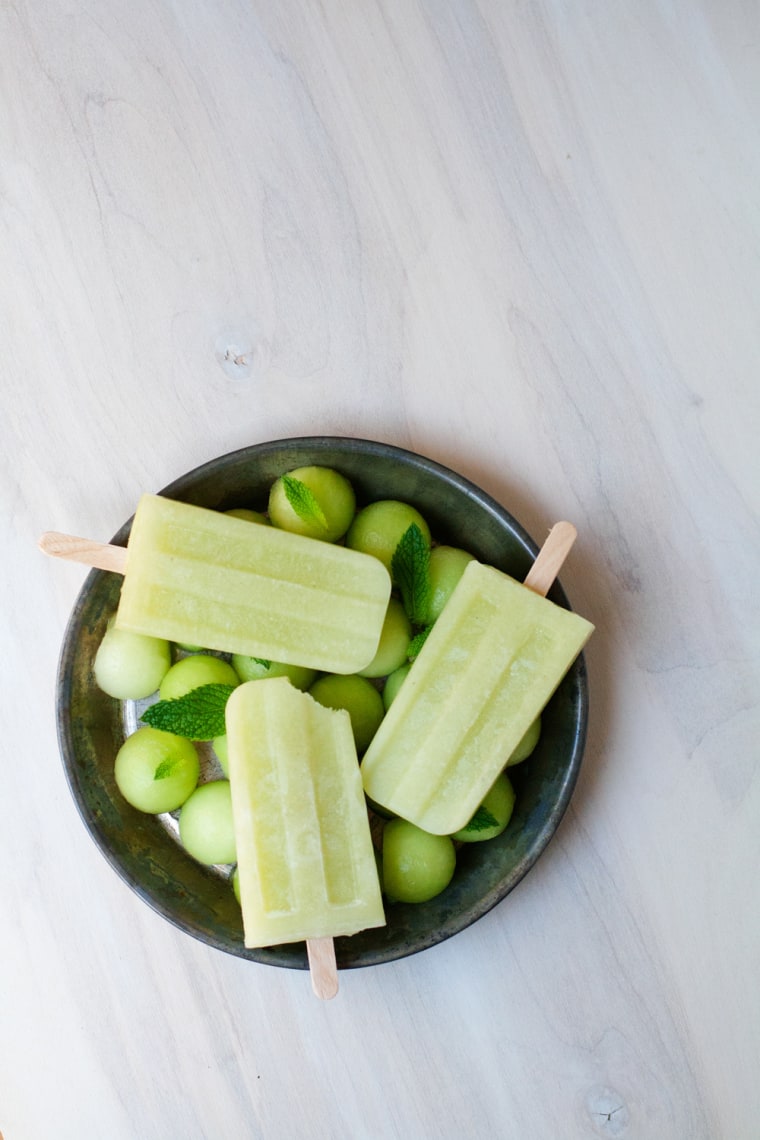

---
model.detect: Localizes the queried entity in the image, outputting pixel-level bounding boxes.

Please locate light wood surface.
[3,2,758,1138]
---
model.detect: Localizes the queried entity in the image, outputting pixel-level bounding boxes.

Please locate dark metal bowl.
[56,437,588,970]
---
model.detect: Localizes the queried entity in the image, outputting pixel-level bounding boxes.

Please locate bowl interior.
[57,437,588,969]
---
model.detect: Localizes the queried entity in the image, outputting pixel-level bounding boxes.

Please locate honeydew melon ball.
[382,819,456,903]
[505,716,542,767]
[159,654,240,701]
[424,546,476,624]
[268,466,356,542]
[93,622,171,700]
[382,663,411,711]
[225,507,270,525]
[178,780,237,865]
[231,655,316,691]
[451,772,516,842]
[346,501,431,578]
[309,673,384,754]
[114,727,199,814]
[357,599,412,678]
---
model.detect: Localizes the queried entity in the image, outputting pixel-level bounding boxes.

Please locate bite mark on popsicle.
[226,678,386,999]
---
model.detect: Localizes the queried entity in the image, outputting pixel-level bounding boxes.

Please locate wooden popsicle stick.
[522,521,577,597]
[306,937,339,1000]
[38,532,128,574]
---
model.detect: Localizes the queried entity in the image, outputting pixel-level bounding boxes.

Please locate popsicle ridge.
[361,561,594,835]
[389,617,552,824]
[149,511,381,596]
[227,679,385,949]
[116,494,391,673]
[251,696,297,918]
[309,707,362,909]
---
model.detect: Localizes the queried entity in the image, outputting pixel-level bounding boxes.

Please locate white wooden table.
[3,3,758,1137]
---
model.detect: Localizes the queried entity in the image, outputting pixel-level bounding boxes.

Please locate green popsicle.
[115,494,391,674]
[226,678,385,950]
[361,542,593,835]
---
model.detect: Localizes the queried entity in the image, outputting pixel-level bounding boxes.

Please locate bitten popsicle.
[226,678,385,996]
[41,494,392,675]
[361,524,594,835]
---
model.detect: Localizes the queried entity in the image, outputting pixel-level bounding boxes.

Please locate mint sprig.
[281,475,328,530]
[141,683,236,741]
[461,806,500,833]
[391,523,431,626]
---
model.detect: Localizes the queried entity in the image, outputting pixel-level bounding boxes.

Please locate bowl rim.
[56,436,589,969]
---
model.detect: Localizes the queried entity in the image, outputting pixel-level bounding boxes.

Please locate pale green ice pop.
[226,677,385,949]
[115,494,391,674]
[361,556,594,835]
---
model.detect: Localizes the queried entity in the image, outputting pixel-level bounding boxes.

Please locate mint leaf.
[252,658,271,670]
[153,757,181,780]
[461,806,500,833]
[141,683,236,741]
[391,524,431,625]
[281,475,328,530]
[407,626,432,660]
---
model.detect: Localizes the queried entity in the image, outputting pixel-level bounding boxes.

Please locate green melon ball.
[382,663,411,711]
[382,819,456,903]
[231,655,316,691]
[232,865,241,904]
[357,599,412,678]
[451,772,516,842]
[309,673,385,754]
[93,622,171,700]
[346,500,431,577]
[424,546,476,624]
[268,466,356,542]
[225,507,270,524]
[505,716,542,767]
[114,727,199,814]
[213,733,229,776]
[159,654,240,701]
[178,780,237,865]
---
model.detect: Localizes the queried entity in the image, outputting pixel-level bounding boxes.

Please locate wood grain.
[2,2,758,1138]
